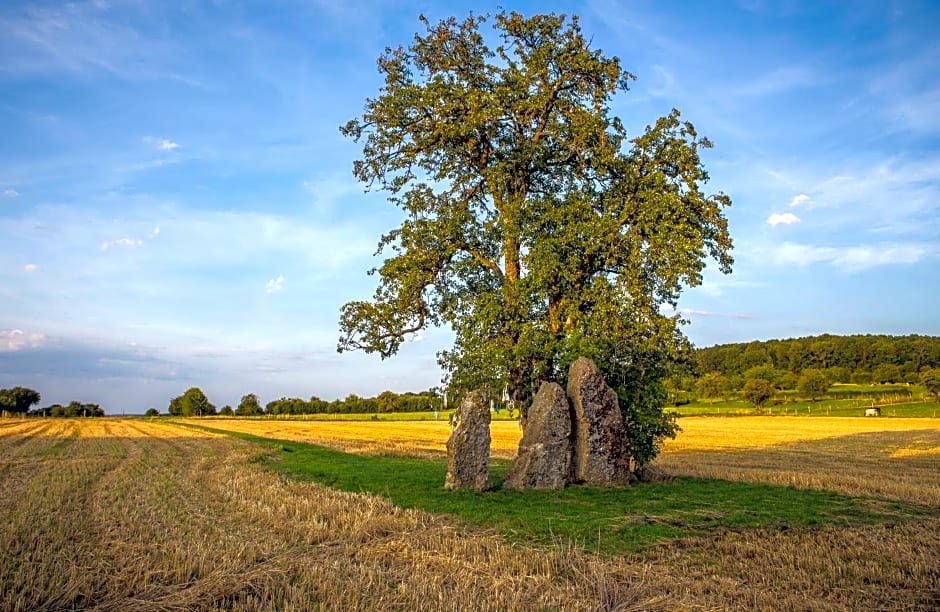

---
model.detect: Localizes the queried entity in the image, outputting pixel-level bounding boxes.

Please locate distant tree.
[219,404,234,416]
[0,387,41,415]
[921,368,940,398]
[776,371,799,390]
[743,365,780,387]
[742,379,774,410]
[872,363,902,384]
[696,373,731,404]
[236,393,262,416]
[168,396,184,416]
[145,408,160,417]
[168,387,216,416]
[797,369,829,401]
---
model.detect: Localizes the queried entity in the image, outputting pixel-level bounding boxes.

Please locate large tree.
[0,386,41,415]
[338,12,732,465]
[236,393,263,416]
[168,387,216,417]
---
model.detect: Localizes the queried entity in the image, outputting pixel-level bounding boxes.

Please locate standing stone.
[567,357,632,485]
[444,391,491,491]
[503,382,572,490]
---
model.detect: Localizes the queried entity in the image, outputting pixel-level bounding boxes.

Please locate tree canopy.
[338,11,732,463]
[0,387,41,415]
[168,387,216,417]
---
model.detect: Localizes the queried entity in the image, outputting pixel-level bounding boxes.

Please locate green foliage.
[921,368,940,397]
[695,334,940,379]
[696,372,732,402]
[776,371,799,390]
[168,387,216,416]
[338,11,732,467]
[742,379,774,409]
[797,369,830,401]
[872,363,902,384]
[145,408,160,417]
[219,405,234,416]
[0,386,41,414]
[264,391,441,415]
[236,393,263,416]
[32,401,104,417]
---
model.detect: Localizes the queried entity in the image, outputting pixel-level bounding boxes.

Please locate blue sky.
[1,0,938,413]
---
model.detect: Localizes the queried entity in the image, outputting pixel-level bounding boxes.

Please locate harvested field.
[656,417,940,507]
[2,417,938,610]
[190,417,523,459]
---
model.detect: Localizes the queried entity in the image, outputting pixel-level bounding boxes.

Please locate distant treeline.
[30,402,105,418]
[692,334,940,383]
[163,388,443,417]
[266,390,441,415]
[0,386,105,418]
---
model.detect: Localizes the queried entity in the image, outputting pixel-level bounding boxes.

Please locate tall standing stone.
[503,382,572,490]
[567,357,632,485]
[444,390,491,491]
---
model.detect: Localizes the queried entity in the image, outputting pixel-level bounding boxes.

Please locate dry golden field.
[1,417,938,610]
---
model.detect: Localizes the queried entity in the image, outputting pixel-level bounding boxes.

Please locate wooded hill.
[692,334,940,383]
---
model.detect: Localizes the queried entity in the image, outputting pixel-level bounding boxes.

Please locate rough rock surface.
[444,390,491,491]
[567,357,632,485]
[634,466,675,483]
[503,382,572,490]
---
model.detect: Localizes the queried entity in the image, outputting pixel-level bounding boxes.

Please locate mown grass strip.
[186,423,931,554]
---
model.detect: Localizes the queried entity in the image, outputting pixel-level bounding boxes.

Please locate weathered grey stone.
[444,390,491,491]
[567,357,632,485]
[634,465,675,483]
[503,382,572,490]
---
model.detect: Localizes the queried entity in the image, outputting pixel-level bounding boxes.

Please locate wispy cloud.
[2,189,19,198]
[101,237,142,251]
[767,212,800,226]
[732,65,817,98]
[0,329,46,352]
[23,263,40,272]
[148,226,160,238]
[789,194,811,208]
[660,304,755,319]
[773,242,933,272]
[266,275,285,293]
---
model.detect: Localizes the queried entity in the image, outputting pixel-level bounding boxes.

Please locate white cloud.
[144,137,179,151]
[767,212,800,226]
[659,304,755,319]
[101,237,142,250]
[2,189,19,198]
[149,225,160,238]
[773,242,932,272]
[0,329,47,352]
[266,275,285,293]
[789,194,811,207]
[23,263,40,272]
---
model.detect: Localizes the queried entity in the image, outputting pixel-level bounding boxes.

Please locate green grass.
[187,424,931,554]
